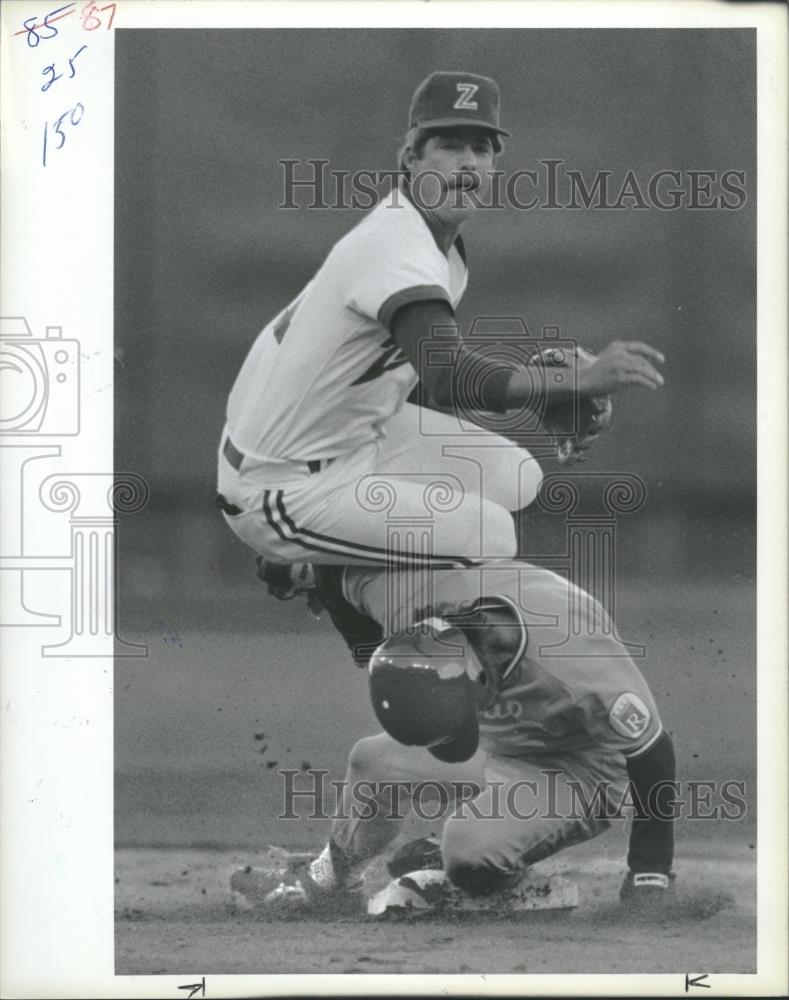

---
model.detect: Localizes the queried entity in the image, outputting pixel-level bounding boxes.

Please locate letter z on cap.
[409,71,511,138]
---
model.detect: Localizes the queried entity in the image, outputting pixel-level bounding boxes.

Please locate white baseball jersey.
[225,190,468,463]
[342,562,663,760]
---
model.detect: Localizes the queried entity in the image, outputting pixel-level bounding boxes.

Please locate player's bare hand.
[578,341,665,395]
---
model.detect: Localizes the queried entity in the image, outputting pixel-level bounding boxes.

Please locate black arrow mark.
[685,972,710,991]
[177,977,205,999]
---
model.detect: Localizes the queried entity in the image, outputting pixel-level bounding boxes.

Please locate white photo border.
[1,1,786,996]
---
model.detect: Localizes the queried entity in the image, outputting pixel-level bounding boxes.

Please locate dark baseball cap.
[408,71,511,138]
[368,621,487,763]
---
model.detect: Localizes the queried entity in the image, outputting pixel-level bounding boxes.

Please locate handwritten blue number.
[41,64,63,92]
[43,3,77,37]
[23,4,76,47]
[41,45,87,93]
[42,103,85,164]
[23,17,41,47]
[68,45,88,76]
[52,111,69,150]
[40,6,63,40]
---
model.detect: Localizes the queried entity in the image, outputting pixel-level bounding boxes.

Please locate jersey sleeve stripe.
[484,594,529,680]
[378,285,452,331]
[622,723,664,759]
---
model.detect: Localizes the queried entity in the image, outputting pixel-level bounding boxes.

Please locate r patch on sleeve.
[609,692,652,739]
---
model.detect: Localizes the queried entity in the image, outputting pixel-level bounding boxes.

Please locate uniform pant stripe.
[275,490,478,566]
[262,491,389,564]
[265,490,478,567]
[263,491,436,565]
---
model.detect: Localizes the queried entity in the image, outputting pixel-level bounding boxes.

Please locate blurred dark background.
[114,30,756,846]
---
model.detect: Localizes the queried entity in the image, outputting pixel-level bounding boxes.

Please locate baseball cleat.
[262,873,366,917]
[367,868,579,918]
[262,878,311,913]
[230,864,286,905]
[229,846,315,906]
[232,840,367,917]
[386,835,443,879]
[619,871,676,911]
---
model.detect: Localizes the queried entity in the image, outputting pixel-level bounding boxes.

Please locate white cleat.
[367,868,579,918]
[261,874,366,917]
[262,878,311,913]
[232,845,366,917]
[230,864,290,905]
[229,847,314,907]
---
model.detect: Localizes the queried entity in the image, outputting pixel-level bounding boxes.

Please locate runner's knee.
[446,860,521,895]
[442,817,521,895]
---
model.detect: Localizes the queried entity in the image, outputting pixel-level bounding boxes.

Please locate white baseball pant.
[218,403,543,566]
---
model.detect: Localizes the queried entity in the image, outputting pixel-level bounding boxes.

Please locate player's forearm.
[625,731,676,874]
[390,300,580,415]
[498,365,577,410]
[426,354,577,414]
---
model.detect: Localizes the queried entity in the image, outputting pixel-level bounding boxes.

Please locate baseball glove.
[528,346,612,463]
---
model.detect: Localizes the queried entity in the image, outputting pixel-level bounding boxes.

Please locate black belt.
[219,438,335,518]
[216,493,243,516]
[223,436,334,476]
[223,436,245,471]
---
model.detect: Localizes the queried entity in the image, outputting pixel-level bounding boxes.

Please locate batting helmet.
[368,618,496,763]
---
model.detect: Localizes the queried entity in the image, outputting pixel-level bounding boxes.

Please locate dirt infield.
[115,838,754,975]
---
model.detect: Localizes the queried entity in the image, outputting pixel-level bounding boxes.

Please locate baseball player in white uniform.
[218,71,664,567]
